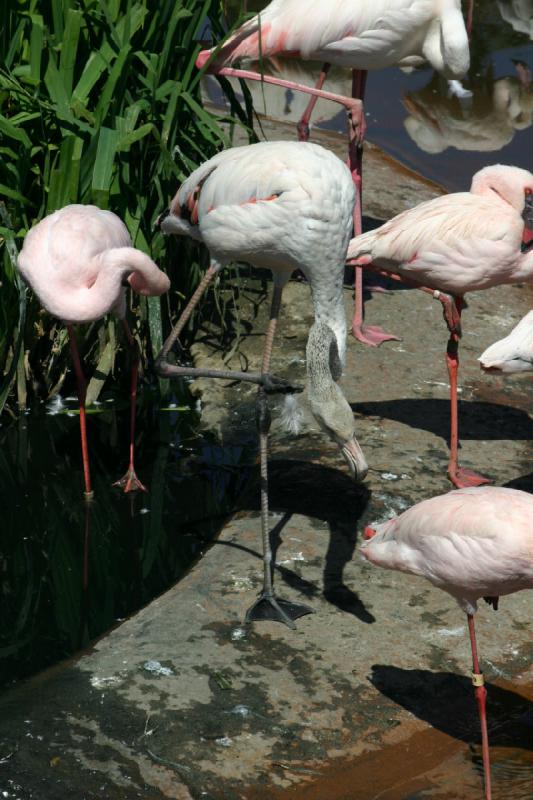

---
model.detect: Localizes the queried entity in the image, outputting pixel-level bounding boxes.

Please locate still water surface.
[0,386,255,686]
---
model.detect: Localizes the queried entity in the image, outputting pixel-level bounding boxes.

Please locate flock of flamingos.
[14,2,533,797]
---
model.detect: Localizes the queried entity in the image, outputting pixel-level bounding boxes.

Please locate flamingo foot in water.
[352,321,401,347]
[448,465,492,489]
[114,468,147,493]
[245,591,314,630]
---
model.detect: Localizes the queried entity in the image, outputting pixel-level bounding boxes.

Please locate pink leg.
[113,320,147,493]
[296,62,330,141]
[67,325,93,503]
[445,298,490,489]
[467,614,492,800]
[208,65,365,144]
[467,0,474,38]
[349,71,399,347]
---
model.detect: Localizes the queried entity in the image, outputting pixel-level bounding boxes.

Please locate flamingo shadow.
[236,459,374,623]
[354,398,533,444]
[370,664,533,749]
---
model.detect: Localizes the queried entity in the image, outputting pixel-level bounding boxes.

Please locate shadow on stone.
[370,664,533,749]
[235,459,373,623]
[355,398,533,443]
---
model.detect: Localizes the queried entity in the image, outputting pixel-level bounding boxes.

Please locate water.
[0,387,255,687]
[216,1,533,191]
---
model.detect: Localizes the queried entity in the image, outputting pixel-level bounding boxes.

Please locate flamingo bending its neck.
[196,0,470,347]
[156,140,368,628]
[18,204,170,498]
[361,485,533,800]
[347,163,533,488]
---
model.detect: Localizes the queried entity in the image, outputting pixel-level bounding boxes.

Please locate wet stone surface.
[1,138,533,799]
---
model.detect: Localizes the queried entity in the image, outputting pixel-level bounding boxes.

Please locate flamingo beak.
[341,436,368,482]
[363,526,376,541]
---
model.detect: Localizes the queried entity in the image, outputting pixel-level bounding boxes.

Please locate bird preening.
[17,204,170,498]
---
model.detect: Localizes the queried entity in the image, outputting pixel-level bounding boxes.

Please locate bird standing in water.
[197,0,470,345]
[18,204,170,498]
[347,164,533,487]
[156,140,368,628]
[362,485,533,800]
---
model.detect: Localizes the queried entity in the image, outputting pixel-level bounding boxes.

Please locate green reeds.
[0,0,253,414]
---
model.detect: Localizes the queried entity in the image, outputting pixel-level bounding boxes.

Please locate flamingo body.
[202,0,469,78]
[19,205,170,324]
[162,141,355,365]
[19,204,170,495]
[362,486,533,797]
[347,165,533,294]
[361,486,533,614]
[479,310,533,372]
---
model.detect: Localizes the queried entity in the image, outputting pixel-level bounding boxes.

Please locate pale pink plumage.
[361,486,533,614]
[18,204,170,495]
[347,164,533,489]
[203,0,469,78]
[479,310,533,372]
[361,484,533,798]
[18,204,170,324]
[347,164,533,293]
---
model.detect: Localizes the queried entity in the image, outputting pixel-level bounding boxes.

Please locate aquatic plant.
[0,0,253,415]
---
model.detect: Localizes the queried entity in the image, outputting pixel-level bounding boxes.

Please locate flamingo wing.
[218,0,465,71]
[361,487,533,607]
[170,142,354,270]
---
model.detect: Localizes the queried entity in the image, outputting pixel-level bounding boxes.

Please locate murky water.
[0,385,255,687]
[217,1,533,191]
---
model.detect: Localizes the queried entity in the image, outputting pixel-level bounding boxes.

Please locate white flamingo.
[156,140,368,627]
[196,0,470,346]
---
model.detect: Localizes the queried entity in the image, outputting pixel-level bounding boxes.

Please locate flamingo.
[361,485,533,800]
[347,163,533,488]
[18,204,170,498]
[479,310,533,372]
[196,0,470,346]
[156,140,368,628]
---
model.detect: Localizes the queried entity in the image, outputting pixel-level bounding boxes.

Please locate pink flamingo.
[156,140,368,627]
[18,204,170,498]
[196,0,470,346]
[347,164,533,488]
[479,310,533,373]
[361,485,533,800]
